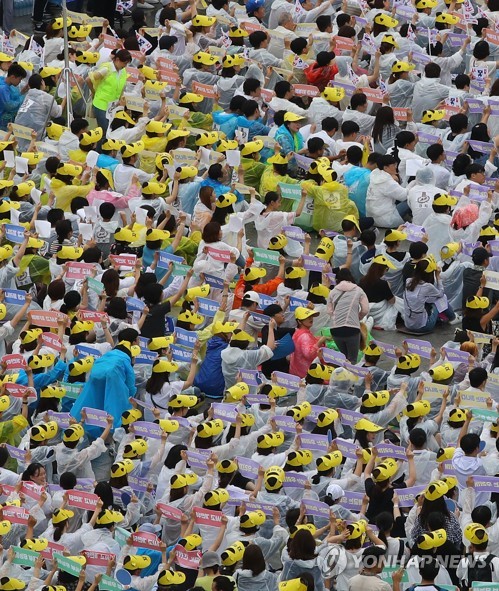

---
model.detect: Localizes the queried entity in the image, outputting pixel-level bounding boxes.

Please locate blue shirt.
[0,78,24,130]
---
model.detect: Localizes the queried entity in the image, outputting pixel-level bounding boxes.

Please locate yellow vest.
[93,63,128,110]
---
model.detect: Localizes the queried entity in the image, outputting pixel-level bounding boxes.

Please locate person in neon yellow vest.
[86,49,132,133]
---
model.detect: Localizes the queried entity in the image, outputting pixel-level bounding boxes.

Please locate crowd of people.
[2,0,499,590]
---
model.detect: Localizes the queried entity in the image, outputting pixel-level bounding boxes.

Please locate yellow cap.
[429,362,454,382]
[404,400,431,418]
[422,109,446,124]
[323,87,345,102]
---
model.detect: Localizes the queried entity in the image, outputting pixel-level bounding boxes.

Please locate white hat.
[326,483,344,501]
[243,291,261,305]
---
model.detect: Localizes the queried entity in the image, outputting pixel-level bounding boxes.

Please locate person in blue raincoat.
[70,328,139,432]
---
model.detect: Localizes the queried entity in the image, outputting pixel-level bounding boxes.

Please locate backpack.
[464,553,495,590]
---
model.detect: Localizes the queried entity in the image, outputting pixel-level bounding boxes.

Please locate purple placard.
[245,500,274,516]
[289,296,310,311]
[294,154,315,172]
[375,340,398,359]
[442,460,456,475]
[403,223,426,242]
[375,442,407,461]
[342,491,364,511]
[338,408,364,427]
[489,240,499,256]
[174,327,198,349]
[417,131,440,143]
[158,251,183,269]
[473,476,499,493]
[302,254,327,271]
[334,437,358,459]
[302,499,330,518]
[273,371,302,390]
[405,338,432,359]
[82,407,108,427]
[3,289,26,305]
[321,347,346,365]
[187,451,208,470]
[461,241,481,257]
[395,3,415,17]
[468,140,493,154]
[5,444,27,462]
[47,411,71,428]
[197,297,220,317]
[75,478,95,492]
[170,345,193,363]
[211,403,238,422]
[332,80,355,95]
[412,51,431,65]
[274,414,298,432]
[133,421,162,439]
[447,32,467,46]
[238,369,263,385]
[126,296,145,312]
[128,474,151,493]
[467,98,485,114]
[443,346,472,363]
[444,150,460,167]
[235,456,259,479]
[131,397,155,411]
[249,311,270,324]
[343,362,370,378]
[394,485,426,507]
[300,432,329,451]
[321,230,340,238]
[283,225,306,242]
[284,471,308,488]
[259,294,278,308]
[203,273,225,290]
[246,394,270,404]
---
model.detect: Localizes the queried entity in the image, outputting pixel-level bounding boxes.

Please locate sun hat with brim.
[466,295,489,309]
[435,12,459,23]
[152,359,179,374]
[171,473,198,489]
[372,458,398,482]
[355,418,383,432]
[114,110,136,126]
[80,128,103,146]
[374,13,398,26]
[197,419,224,438]
[52,508,75,524]
[179,93,204,104]
[362,390,390,408]
[267,153,289,165]
[284,112,305,122]
[169,394,198,408]
[436,447,455,462]
[193,51,219,66]
[422,109,446,124]
[124,555,152,570]
[295,307,319,321]
[424,480,449,501]
[429,362,454,382]
[241,140,264,156]
[231,329,255,343]
[404,400,431,418]
[0,53,13,63]
[76,51,100,64]
[178,310,204,325]
[204,488,230,507]
[372,254,396,269]
[417,528,447,549]
[121,142,144,158]
[96,510,123,525]
[384,229,407,242]
[157,570,186,586]
[464,523,489,545]
[21,152,44,166]
[381,34,399,48]
[322,87,345,102]
[0,579,26,591]
[192,15,217,26]
[433,193,457,207]
[40,66,61,78]
[391,61,415,73]
[316,450,343,471]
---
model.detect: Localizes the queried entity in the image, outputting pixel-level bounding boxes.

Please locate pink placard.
[79,309,109,323]
[156,56,177,71]
[40,541,65,560]
[66,262,95,280]
[131,531,162,550]
[193,506,223,526]
[29,310,68,328]
[156,503,183,521]
[110,254,137,267]
[3,506,29,525]
[192,81,217,99]
[82,550,115,566]
[206,246,231,263]
[174,545,202,569]
[21,482,43,500]
[41,332,62,352]
[67,490,99,510]
[3,354,26,370]
[293,84,320,97]
[360,87,384,104]
[4,383,36,400]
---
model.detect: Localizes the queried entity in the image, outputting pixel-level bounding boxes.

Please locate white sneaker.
[449,313,463,325]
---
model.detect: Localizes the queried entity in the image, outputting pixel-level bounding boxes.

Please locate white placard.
[34,220,52,238]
